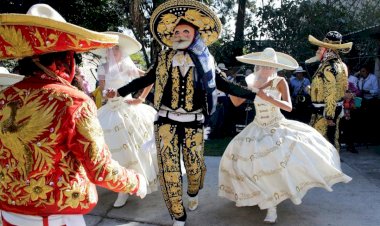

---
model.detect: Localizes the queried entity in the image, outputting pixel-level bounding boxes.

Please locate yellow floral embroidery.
[24,177,53,201]
[154,50,176,109]
[171,67,180,109]
[63,182,86,209]
[185,68,194,111]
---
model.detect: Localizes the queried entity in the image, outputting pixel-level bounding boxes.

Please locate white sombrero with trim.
[236,48,299,70]
[91,31,142,57]
[0,67,24,87]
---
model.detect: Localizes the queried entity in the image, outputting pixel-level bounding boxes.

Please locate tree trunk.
[233,0,247,58]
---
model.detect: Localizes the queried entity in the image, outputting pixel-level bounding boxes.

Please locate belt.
[158,110,204,122]
[312,101,343,108]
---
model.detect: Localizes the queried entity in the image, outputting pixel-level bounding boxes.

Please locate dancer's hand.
[135,173,147,199]
[326,119,336,126]
[104,88,117,99]
[257,89,272,101]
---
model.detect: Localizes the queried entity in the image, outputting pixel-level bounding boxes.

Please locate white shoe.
[113,193,129,208]
[188,195,198,211]
[173,220,186,226]
[263,207,277,224]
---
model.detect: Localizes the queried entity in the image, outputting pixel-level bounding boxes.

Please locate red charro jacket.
[0,74,139,216]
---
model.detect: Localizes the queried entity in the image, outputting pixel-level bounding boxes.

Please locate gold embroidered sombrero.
[308,31,353,53]
[0,4,118,60]
[236,48,299,70]
[150,0,222,48]
[91,31,142,57]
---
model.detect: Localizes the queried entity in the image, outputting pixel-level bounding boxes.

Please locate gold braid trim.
[171,67,180,109]
[185,68,194,111]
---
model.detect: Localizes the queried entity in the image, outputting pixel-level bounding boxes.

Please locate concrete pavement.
[85,145,380,226]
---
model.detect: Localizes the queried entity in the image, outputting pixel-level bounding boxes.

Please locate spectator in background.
[289,66,311,123]
[357,65,379,100]
[356,65,379,144]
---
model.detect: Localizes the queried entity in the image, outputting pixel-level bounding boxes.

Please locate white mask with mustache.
[172,37,193,50]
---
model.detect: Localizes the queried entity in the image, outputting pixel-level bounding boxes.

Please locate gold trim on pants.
[310,112,341,151]
[154,117,206,220]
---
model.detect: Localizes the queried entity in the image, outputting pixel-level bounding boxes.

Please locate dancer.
[307,31,352,150]
[218,48,352,224]
[106,0,257,225]
[96,32,159,208]
[0,4,146,226]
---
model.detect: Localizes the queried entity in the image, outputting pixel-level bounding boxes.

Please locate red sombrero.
[0,4,118,60]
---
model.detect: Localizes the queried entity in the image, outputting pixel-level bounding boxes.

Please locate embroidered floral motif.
[24,177,53,201]
[171,67,180,109]
[185,68,194,111]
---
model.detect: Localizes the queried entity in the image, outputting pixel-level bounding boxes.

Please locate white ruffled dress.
[218,77,351,209]
[97,69,158,194]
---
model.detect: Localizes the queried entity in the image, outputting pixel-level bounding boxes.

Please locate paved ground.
[85,145,380,226]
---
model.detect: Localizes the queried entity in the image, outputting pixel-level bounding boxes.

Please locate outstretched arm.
[127,69,154,105]
[216,71,257,100]
[117,69,156,97]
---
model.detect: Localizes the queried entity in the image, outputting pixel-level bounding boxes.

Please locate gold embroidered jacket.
[310,57,348,119]
[0,75,139,216]
[118,49,256,112]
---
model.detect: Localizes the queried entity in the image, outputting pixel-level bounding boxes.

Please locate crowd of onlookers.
[207,62,380,154]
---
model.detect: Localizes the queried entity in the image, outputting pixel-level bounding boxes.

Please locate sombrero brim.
[150,0,222,48]
[0,14,119,59]
[236,52,299,70]
[0,73,25,85]
[91,32,142,57]
[308,35,353,51]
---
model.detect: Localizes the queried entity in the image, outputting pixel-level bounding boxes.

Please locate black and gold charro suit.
[309,55,348,150]
[117,49,256,220]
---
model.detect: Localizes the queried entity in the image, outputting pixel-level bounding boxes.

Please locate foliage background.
[1,0,380,73]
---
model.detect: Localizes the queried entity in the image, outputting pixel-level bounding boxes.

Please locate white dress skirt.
[98,95,159,194]
[218,77,351,209]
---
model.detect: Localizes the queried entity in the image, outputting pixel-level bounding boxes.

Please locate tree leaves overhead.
[1,0,379,69]
[1,0,125,31]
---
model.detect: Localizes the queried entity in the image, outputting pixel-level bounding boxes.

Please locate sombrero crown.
[236,48,299,70]
[150,0,222,48]
[309,31,353,53]
[0,4,118,60]
[91,31,142,57]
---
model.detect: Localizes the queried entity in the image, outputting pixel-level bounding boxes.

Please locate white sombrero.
[236,48,299,70]
[91,31,142,57]
[294,66,306,73]
[0,67,24,87]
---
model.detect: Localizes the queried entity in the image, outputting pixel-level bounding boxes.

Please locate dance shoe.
[188,195,198,211]
[113,193,129,208]
[263,206,277,224]
[173,220,186,226]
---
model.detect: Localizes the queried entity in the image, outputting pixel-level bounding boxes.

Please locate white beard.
[172,40,192,50]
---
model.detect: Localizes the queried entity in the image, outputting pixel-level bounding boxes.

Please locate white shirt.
[357,73,379,99]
